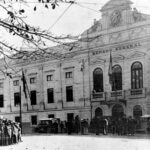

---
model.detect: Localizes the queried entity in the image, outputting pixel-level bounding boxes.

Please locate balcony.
[92,92,105,102]
[128,88,146,99]
[109,90,125,101]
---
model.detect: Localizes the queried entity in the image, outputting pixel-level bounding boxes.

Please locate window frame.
[13,80,19,86]
[65,72,73,79]
[31,115,37,126]
[0,82,4,88]
[30,90,37,105]
[0,95,4,108]
[112,65,122,91]
[30,77,36,84]
[66,86,73,102]
[47,74,53,81]
[131,62,143,89]
[47,88,54,103]
[14,92,20,106]
[93,68,104,92]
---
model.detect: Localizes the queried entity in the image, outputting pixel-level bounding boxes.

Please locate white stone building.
[0,0,150,132]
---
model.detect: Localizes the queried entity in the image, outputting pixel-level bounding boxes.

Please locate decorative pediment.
[126,51,146,59]
[113,54,125,62]
[90,58,106,65]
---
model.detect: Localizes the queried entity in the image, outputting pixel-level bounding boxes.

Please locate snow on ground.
[0,134,150,150]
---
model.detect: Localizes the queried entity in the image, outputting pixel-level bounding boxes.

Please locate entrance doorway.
[112,104,124,119]
[95,107,103,118]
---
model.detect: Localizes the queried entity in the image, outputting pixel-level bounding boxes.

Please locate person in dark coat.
[66,120,73,135]
[53,121,58,134]
[95,116,101,135]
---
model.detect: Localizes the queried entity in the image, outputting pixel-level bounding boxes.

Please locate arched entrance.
[133,105,142,129]
[133,105,142,119]
[95,107,103,117]
[112,104,124,119]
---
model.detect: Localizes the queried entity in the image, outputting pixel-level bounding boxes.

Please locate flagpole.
[19,85,22,133]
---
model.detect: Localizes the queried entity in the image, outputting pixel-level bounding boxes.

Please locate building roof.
[101,0,133,12]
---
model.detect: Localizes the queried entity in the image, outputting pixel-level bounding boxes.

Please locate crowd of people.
[90,116,138,136]
[41,115,139,136]
[0,118,22,146]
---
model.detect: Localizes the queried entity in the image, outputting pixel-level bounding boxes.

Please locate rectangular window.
[47,88,54,103]
[30,77,36,84]
[67,113,74,122]
[47,75,53,81]
[31,115,37,125]
[14,92,20,106]
[48,114,54,118]
[0,82,3,88]
[66,86,73,102]
[0,95,4,108]
[65,72,72,79]
[15,116,20,123]
[13,80,19,86]
[30,90,36,105]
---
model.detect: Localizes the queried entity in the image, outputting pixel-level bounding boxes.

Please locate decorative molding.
[126,51,146,59]
[28,72,37,76]
[63,66,75,70]
[90,58,106,65]
[44,69,55,73]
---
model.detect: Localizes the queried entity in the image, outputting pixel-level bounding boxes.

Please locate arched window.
[93,68,103,92]
[133,105,142,119]
[131,62,143,89]
[112,65,122,91]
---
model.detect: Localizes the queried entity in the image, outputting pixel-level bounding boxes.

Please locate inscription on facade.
[92,42,141,56]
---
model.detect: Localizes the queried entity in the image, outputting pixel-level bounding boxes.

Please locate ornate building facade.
[0,0,150,132]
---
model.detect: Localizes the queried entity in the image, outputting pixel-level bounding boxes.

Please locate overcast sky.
[1,0,150,47]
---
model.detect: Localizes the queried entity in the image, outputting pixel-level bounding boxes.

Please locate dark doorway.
[67,113,74,122]
[95,107,103,117]
[112,104,124,119]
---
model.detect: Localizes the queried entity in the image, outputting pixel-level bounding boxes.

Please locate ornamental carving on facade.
[132,8,145,22]
[110,10,122,27]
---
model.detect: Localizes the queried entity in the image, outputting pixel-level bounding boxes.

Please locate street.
[0,134,150,150]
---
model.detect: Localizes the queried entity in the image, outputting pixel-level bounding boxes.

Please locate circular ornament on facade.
[110,10,122,27]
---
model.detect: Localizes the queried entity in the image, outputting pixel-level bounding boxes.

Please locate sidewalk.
[22,132,150,139]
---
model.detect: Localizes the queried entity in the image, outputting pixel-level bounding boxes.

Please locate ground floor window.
[48,114,54,118]
[31,115,37,126]
[15,116,20,123]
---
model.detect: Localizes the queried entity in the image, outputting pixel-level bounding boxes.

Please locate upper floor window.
[112,65,122,91]
[65,72,72,79]
[30,77,36,84]
[47,88,54,103]
[66,86,73,102]
[30,90,37,105]
[14,92,20,106]
[93,68,103,92]
[0,95,4,108]
[131,62,143,89]
[0,82,3,88]
[47,75,53,81]
[13,80,19,86]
